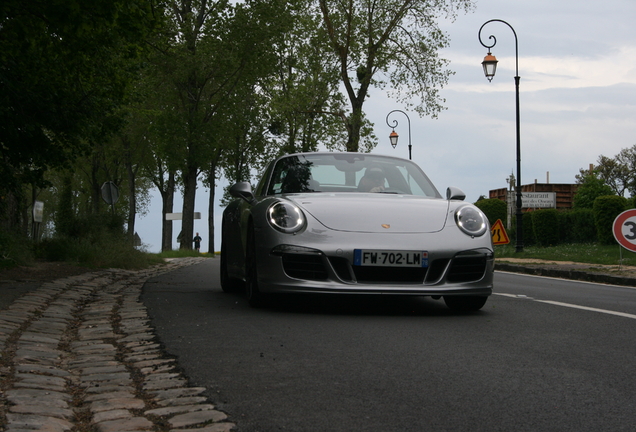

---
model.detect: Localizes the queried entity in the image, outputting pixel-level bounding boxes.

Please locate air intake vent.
[446,255,487,283]
[281,254,328,280]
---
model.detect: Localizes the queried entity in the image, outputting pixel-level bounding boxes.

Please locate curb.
[0,257,235,432]
[495,262,636,287]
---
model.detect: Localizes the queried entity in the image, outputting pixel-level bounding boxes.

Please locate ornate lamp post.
[385,110,412,160]
[479,19,523,253]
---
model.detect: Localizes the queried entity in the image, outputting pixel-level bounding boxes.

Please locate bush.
[531,209,560,246]
[474,198,507,226]
[522,211,535,246]
[563,209,597,243]
[36,212,155,269]
[593,195,628,245]
[0,229,34,269]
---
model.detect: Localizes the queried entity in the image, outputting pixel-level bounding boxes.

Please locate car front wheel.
[220,242,243,293]
[245,227,266,308]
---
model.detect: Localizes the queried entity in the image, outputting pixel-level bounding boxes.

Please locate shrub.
[474,198,507,226]
[0,229,34,269]
[36,212,154,269]
[564,209,597,243]
[523,211,535,246]
[532,209,560,246]
[593,195,628,245]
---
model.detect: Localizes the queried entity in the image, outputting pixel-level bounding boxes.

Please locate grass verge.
[495,243,636,266]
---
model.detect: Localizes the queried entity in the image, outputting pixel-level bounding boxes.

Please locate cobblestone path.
[0,257,235,432]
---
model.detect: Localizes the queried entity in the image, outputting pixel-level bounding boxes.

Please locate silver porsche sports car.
[221,152,494,310]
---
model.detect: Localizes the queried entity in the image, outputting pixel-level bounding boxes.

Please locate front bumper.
[255,238,494,297]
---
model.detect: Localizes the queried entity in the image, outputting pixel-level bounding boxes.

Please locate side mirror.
[230,182,256,204]
[446,186,466,201]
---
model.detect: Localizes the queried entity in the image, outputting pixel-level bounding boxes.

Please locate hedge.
[593,195,628,245]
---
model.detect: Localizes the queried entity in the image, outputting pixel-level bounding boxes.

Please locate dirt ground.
[0,261,94,283]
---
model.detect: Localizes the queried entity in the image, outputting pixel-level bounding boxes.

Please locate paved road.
[143,259,636,432]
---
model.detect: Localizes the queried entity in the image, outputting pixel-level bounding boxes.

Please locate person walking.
[193,232,202,252]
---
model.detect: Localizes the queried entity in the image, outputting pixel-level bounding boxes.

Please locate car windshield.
[265,153,441,198]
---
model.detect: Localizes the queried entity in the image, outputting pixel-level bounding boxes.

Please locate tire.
[245,227,266,308]
[443,295,488,312]
[220,242,243,293]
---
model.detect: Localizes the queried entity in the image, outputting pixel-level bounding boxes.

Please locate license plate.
[353,250,428,267]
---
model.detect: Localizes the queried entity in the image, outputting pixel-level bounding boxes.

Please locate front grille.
[425,259,449,283]
[281,252,488,285]
[352,266,427,284]
[329,257,354,282]
[281,254,328,280]
[446,255,487,283]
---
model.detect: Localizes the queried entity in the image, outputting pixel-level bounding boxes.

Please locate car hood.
[287,193,450,233]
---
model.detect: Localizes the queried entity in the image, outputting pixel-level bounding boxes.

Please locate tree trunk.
[160,171,175,252]
[206,158,219,254]
[180,164,198,250]
[345,104,364,152]
[91,155,101,214]
[125,148,136,241]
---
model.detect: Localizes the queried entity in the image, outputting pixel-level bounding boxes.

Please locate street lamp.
[478,19,523,253]
[385,110,412,160]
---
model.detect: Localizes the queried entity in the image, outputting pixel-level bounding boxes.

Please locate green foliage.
[573,171,614,209]
[317,0,475,150]
[474,198,506,226]
[36,212,151,269]
[531,209,560,247]
[0,0,160,236]
[0,229,34,269]
[495,243,636,267]
[561,209,597,243]
[55,174,75,237]
[593,195,628,245]
[522,212,535,246]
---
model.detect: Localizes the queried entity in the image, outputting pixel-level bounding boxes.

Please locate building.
[489,182,579,210]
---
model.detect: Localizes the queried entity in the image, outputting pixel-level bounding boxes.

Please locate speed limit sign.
[613,209,636,252]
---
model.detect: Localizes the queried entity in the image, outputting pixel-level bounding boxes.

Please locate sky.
[135,0,636,253]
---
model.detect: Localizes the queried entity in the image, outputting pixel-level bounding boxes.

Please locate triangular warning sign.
[490,219,510,245]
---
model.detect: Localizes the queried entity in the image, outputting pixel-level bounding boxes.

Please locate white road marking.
[493,293,636,320]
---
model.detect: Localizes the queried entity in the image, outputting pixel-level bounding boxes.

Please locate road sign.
[613,209,636,252]
[32,201,44,223]
[490,219,510,245]
[101,181,119,205]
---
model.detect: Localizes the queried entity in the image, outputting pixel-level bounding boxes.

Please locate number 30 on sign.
[613,209,636,252]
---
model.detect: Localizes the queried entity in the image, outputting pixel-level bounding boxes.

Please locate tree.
[594,155,629,197]
[317,0,474,151]
[0,0,158,233]
[573,170,614,209]
[147,0,296,249]
[261,0,352,154]
[614,145,636,197]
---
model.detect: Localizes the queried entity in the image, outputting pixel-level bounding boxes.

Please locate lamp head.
[482,52,498,82]
[389,130,399,148]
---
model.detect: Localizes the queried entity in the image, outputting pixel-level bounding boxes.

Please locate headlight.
[268,202,305,233]
[455,206,488,237]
